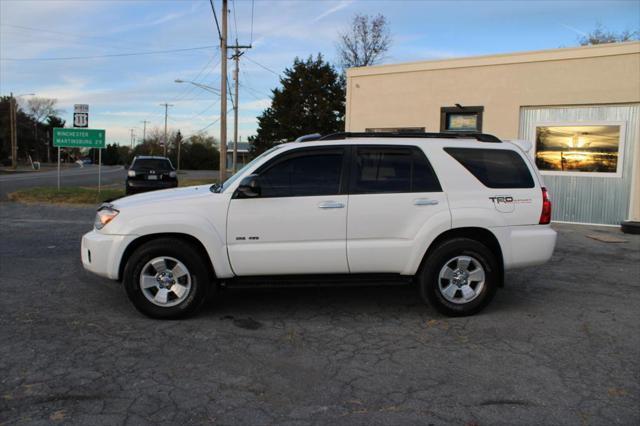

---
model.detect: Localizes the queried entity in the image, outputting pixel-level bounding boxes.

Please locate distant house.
[226,141,250,171]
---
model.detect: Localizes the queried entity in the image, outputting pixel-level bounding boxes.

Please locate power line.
[244,56,279,76]
[196,108,233,133]
[239,80,270,101]
[209,0,222,40]
[171,53,220,103]
[227,75,236,109]
[1,28,146,54]
[232,0,239,43]
[241,69,272,98]
[250,0,255,45]
[2,45,217,62]
[175,102,219,124]
[0,23,158,51]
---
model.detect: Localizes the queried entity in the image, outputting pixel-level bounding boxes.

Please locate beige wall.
[346,42,640,137]
[346,42,640,222]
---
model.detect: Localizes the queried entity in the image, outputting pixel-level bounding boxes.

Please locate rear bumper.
[81,230,136,280]
[495,225,557,269]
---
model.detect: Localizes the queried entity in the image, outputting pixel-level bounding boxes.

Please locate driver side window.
[257,149,344,198]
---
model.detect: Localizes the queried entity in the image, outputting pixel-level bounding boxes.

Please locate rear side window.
[351,147,441,194]
[444,148,534,188]
[257,149,344,197]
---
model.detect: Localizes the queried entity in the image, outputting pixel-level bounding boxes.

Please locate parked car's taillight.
[539,187,552,224]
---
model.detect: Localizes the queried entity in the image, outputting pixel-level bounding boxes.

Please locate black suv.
[126,156,178,195]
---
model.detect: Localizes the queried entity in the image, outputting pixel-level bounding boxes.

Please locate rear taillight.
[539,187,552,224]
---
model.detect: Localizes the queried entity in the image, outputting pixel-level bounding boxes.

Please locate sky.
[1,0,639,145]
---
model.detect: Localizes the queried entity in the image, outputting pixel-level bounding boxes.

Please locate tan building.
[346,42,640,228]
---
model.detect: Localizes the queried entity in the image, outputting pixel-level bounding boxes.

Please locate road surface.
[1,203,638,425]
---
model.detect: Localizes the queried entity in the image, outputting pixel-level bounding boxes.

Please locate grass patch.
[8,178,218,205]
[8,186,125,205]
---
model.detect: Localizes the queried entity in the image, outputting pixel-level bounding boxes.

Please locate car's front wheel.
[123,238,211,319]
[419,238,499,316]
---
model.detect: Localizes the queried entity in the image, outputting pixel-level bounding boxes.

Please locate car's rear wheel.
[123,238,211,319]
[419,238,498,316]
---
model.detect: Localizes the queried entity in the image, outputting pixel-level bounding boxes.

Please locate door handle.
[414,198,439,206]
[318,201,345,209]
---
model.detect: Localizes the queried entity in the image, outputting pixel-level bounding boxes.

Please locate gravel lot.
[0,202,638,425]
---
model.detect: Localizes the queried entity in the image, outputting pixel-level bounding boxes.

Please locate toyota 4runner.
[81,132,557,319]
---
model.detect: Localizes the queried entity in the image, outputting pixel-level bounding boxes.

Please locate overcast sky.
[1,0,638,145]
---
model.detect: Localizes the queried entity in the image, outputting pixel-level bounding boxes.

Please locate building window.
[440,106,484,133]
[365,127,425,133]
[534,123,625,177]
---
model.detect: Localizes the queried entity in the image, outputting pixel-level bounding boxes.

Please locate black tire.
[418,238,499,317]
[123,238,212,319]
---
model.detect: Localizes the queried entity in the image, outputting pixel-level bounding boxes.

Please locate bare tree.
[337,13,391,69]
[579,24,638,45]
[25,97,61,123]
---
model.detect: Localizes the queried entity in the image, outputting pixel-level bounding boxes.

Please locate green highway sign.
[53,128,105,148]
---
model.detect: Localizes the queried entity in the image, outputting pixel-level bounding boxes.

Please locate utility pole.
[130,128,135,150]
[219,0,228,182]
[160,103,173,157]
[9,93,17,169]
[46,130,51,163]
[176,130,182,171]
[230,40,251,173]
[141,120,150,144]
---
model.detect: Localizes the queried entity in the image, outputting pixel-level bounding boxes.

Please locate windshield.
[212,144,286,193]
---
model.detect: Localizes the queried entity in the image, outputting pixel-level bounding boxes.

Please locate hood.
[112,185,217,209]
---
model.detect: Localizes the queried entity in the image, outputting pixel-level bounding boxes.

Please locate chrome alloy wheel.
[438,255,486,304]
[140,256,192,307]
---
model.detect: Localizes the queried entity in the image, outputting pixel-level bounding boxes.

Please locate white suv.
[81,132,556,319]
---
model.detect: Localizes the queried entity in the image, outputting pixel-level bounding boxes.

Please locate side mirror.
[234,174,261,198]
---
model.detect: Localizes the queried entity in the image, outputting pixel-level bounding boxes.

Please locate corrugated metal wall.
[519,104,639,225]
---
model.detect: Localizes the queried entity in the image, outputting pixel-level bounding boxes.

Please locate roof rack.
[316,132,502,143]
[295,133,322,142]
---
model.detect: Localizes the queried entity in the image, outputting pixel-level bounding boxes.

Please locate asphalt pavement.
[0,202,638,425]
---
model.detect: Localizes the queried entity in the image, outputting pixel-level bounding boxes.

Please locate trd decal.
[489,196,532,204]
[489,196,514,204]
[235,236,260,241]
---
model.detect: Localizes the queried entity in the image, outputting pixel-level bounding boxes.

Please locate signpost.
[53,128,106,191]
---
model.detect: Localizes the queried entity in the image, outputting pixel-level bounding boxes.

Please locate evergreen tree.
[250,54,345,156]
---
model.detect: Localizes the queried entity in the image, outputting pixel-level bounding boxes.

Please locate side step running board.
[221,274,414,289]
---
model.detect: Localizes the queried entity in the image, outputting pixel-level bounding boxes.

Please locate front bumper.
[126,179,177,193]
[81,230,136,280]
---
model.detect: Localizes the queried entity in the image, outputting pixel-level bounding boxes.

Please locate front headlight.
[94,205,119,230]
[169,171,177,178]
[127,170,136,177]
